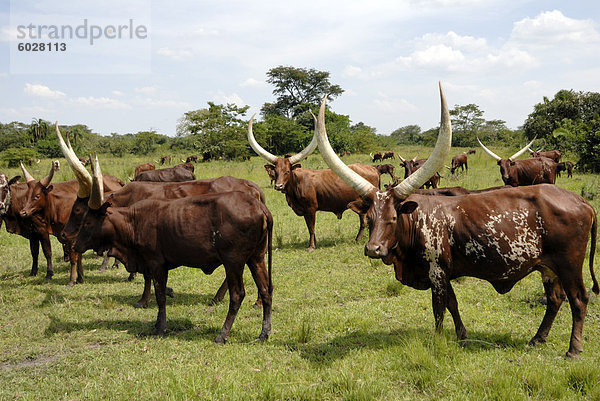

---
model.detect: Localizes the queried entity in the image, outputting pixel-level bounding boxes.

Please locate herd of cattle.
[0,83,597,358]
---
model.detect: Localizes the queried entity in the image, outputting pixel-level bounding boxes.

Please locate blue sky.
[1,0,599,137]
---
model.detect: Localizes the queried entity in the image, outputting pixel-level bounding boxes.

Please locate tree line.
[2,66,599,170]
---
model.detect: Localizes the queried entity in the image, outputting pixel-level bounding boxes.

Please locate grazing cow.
[448,153,468,175]
[0,174,56,278]
[134,163,155,179]
[382,151,395,161]
[27,157,40,166]
[74,159,273,343]
[467,149,476,155]
[376,164,396,181]
[478,138,556,187]
[316,84,599,358]
[186,155,198,163]
[134,164,195,182]
[264,165,277,187]
[339,151,351,157]
[159,155,171,165]
[249,114,390,251]
[78,157,90,166]
[557,161,574,178]
[18,157,124,285]
[397,155,441,189]
[370,152,383,163]
[530,148,562,163]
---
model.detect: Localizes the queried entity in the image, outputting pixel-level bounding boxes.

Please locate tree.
[390,125,422,145]
[450,104,485,147]
[177,102,251,160]
[261,66,344,119]
[28,118,51,144]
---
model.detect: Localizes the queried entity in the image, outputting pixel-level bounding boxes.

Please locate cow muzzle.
[365,243,388,258]
[274,183,285,192]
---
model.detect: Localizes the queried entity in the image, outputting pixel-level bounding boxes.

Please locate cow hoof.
[67,281,75,287]
[208,297,222,306]
[134,301,149,309]
[258,333,269,342]
[29,270,38,277]
[252,301,262,310]
[127,273,136,282]
[166,287,174,298]
[306,246,315,253]
[76,278,84,284]
[566,351,581,360]
[214,336,226,344]
[44,273,53,280]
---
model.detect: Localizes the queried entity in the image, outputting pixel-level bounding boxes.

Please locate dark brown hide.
[498,157,556,187]
[450,153,468,174]
[134,163,155,179]
[531,150,561,163]
[134,165,195,182]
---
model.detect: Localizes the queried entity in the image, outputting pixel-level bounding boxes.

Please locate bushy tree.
[390,125,422,145]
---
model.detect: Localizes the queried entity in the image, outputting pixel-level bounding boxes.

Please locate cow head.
[477,136,536,186]
[248,114,317,193]
[19,161,59,218]
[0,173,21,215]
[73,154,112,255]
[315,83,452,268]
[56,122,94,241]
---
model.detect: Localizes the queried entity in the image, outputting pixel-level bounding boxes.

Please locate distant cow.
[376,164,396,180]
[75,160,273,343]
[186,155,198,163]
[264,165,277,187]
[134,163,155,179]
[398,155,440,189]
[134,164,195,182]
[27,157,40,166]
[159,155,171,165]
[530,148,561,163]
[467,149,476,155]
[382,151,395,161]
[370,152,383,163]
[448,153,468,175]
[78,157,90,166]
[557,161,574,178]
[339,151,351,157]
[478,137,556,187]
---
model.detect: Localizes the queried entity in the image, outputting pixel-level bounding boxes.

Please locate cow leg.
[67,250,83,286]
[99,251,110,272]
[430,272,448,334]
[40,235,53,279]
[215,264,245,344]
[28,238,39,276]
[152,268,169,335]
[111,258,120,269]
[247,258,272,340]
[560,276,589,359]
[62,243,70,262]
[134,273,153,308]
[209,278,228,305]
[355,213,367,242]
[529,272,565,347]
[304,212,317,252]
[446,282,467,341]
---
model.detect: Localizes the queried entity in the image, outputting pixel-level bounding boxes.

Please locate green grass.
[1,148,600,400]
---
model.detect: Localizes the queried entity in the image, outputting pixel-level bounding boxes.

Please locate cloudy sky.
[1,0,599,136]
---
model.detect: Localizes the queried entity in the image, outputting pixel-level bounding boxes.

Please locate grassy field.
[1,147,600,400]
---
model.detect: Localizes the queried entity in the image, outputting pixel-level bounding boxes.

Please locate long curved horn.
[476,137,502,161]
[88,153,104,210]
[56,122,93,198]
[315,96,377,198]
[397,154,406,163]
[247,113,317,165]
[39,161,57,187]
[393,82,452,199]
[20,161,35,183]
[508,136,537,160]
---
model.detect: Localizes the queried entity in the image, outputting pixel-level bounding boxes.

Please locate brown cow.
[134,163,155,179]
[382,151,395,161]
[0,174,55,278]
[159,155,171,165]
[18,158,124,285]
[74,159,273,343]
[448,153,468,175]
[339,151,351,157]
[249,114,387,251]
[478,138,556,186]
[370,152,383,163]
[467,149,476,155]
[376,164,396,180]
[316,84,599,358]
[186,155,198,163]
[134,164,195,182]
[557,161,574,178]
[397,155,440,189]
[529,148,562,163]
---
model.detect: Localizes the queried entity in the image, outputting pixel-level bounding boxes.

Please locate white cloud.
[112,90,125,96]
[397,44,466,70]
[373,93,418,113]
[240,78,267,88]
[72,96,130,109]
[156,47,194,61]
[511,10,600,46]
[418,31,487,51]
[134,86,157,94]
[213,92,246,107]
[24,83,66,99]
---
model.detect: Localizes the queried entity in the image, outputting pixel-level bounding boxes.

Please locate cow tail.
[590,212,599,295]
[266,209,273,294]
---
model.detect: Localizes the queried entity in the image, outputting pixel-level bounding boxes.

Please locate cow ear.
[264,164,274,172]
[100,201,111,215]
[510,161,516,166]
[398,201,418,214]
[348,198,372,215]
[42,184,54,193]
[497,160,502,166]
[8,176,21,186]
[291,164,302,170]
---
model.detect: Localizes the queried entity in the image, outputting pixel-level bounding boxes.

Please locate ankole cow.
[74,157,273,343]
[316,83,598,358]
[397,155,441,189]
[248,115,392,251]
[477,137,556,187]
